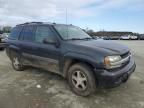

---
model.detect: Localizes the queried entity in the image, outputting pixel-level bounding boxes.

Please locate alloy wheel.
[72,70,88,91]
[13,57,20,69]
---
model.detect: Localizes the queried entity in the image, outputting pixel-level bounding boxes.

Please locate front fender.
[63,52,97,67]
[60,52,98,77]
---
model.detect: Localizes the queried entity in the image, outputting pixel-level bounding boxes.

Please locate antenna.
[66,8,68,25]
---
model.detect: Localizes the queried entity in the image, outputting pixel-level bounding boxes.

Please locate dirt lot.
[0,41,144,108]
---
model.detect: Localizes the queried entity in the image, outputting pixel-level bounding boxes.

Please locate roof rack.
[16,22,73,26]
[16,22,43,26]
[29,22,43,24]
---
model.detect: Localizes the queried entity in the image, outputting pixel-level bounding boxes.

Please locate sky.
[0,0,144,33]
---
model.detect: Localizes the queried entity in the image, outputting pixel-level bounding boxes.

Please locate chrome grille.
[121,51,130,59]
[110,52,130,68]
[120,51,131,66]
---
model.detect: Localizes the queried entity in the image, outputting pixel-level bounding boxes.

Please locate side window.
[35,26,55,43]
[9,26,23,40]
[20,26,35,42]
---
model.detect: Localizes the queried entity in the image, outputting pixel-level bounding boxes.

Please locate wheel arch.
[62,55,96,78]
[8,45,21,60]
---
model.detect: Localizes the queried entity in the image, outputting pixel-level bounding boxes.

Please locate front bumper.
[95,58,136,88]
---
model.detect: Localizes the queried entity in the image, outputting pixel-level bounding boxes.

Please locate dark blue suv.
[6,22,136,96]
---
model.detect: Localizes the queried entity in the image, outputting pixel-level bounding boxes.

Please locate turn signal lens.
[104,56,122,69]
[104,57,111,68]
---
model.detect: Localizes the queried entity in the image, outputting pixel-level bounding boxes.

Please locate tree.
[84,27,94,36]
[0,30,3,34]
[2,26,12,33]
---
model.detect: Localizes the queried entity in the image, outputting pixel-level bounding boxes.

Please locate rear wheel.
[0,48,4,51]
[67,63,96,96]
[11,53,25,71]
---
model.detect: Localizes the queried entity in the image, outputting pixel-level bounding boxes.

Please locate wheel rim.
[13,57,20,69]
[72,70,88,91]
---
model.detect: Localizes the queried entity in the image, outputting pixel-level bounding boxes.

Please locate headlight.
[104,56,122,69]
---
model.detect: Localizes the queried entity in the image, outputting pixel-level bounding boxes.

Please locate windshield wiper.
[68,38,84,40]
[67,37,93,40]
[81,37,93,40]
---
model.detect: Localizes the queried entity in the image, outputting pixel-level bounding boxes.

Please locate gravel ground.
[0,40,144,108]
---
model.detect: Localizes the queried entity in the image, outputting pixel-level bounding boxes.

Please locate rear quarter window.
[9,26,23,40]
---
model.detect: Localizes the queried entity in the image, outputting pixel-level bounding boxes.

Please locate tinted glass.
[35,26,55,43]
[9,26,23,40]
[20,26,35,41]
[54,25,91,40]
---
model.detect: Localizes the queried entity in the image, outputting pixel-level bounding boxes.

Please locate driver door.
[33,25,61,74]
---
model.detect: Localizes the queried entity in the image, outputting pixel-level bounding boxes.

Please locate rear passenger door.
[33,25,60,73]
[7,26,23,55]
[19,25,37,65]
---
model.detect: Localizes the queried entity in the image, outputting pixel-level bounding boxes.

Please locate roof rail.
[30,22,43,24]
[16,22,43,26]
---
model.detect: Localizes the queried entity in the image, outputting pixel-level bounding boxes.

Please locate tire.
[11,52,25,71]
[67,63,96,96]
[0,47,4,51]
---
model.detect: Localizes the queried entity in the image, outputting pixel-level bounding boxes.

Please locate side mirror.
[43,38,60,47]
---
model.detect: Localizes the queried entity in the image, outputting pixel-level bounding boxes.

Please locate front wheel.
[11,53,25,71]
[67,63,96,96]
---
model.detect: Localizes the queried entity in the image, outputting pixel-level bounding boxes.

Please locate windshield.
[54,25,92,40]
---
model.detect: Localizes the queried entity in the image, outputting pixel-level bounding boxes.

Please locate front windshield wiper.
[82,37,93,40]
[67,38,84,40]
[67,37,93,41]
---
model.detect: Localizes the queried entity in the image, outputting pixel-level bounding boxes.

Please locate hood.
[68,40,129,55]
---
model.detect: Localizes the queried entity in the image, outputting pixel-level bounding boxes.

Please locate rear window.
[9,26,23,40]
[20,26,35,42]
